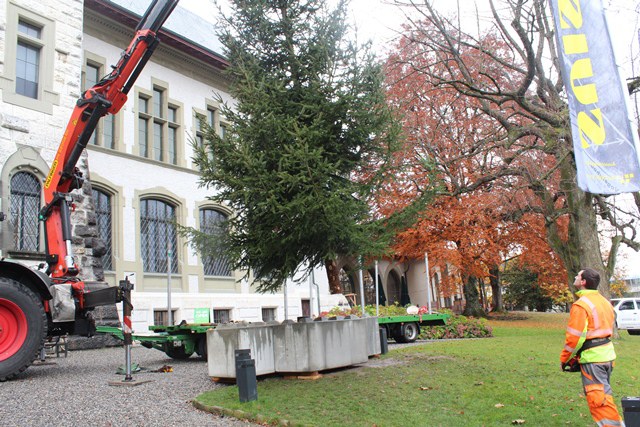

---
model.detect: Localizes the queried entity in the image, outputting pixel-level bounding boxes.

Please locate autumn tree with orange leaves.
[382,0,640,302]
[379,30,562,315]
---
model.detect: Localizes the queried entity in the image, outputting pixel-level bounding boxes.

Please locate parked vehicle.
[378,313,450,343]
[611,298,640,335]
[0,0,179,381]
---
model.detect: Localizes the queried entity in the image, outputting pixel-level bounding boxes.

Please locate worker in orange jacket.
[560,268,624,427]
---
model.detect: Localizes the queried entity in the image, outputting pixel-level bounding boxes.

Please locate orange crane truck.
[0,0,179,381]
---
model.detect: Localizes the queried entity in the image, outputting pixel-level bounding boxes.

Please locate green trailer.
[97,323,213,359]
[97,312,450,359]
[377,313,450,343]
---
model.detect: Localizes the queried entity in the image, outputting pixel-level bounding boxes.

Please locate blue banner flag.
[550,0,640,194]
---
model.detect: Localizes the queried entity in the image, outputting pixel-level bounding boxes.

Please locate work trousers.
[580,362,625,427]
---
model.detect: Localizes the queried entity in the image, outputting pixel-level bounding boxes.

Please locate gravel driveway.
[0,345,257,427]
[0,340,425,427]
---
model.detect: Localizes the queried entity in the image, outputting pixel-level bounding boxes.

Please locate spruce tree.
[190,0,399,293]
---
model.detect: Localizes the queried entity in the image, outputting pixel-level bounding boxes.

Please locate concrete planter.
[206,317,380,379]
[207,322,276,378]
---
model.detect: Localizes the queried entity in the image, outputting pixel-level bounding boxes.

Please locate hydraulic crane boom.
[41,0,179,280]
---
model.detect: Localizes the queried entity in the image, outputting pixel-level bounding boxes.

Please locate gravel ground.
[0,340,427,427]
[0,345,257,427]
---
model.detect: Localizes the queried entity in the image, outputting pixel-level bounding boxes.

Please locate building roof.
[85,0,229,69]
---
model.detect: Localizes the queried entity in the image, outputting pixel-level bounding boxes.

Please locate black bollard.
[235,349,257,403]
[379,327,388,355]
[622,397,640,426]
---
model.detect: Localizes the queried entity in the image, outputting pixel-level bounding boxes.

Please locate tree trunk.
[462,275,485,317]
[325,258,342,294]
[489,265,503,312]
[550,153,611,298]
[478,278,486,311]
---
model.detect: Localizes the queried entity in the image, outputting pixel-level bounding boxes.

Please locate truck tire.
[395,322,420,343]
[629,329,640,336]
[0,277,47,381]
[165,344,194,359]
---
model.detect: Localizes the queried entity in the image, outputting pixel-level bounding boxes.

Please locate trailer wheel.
[196,336,207,359]
[395,322,420,343]
[0,277,47,381]
[165,344,194,360]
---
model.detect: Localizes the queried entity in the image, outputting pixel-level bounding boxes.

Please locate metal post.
[358,257,365,316]
[283,282,288,320]
[424,252,432,314]
[121,276,134,381]
[167,242,172,326]
[308,273,314,318]
[312,269,321,315]
[375,260,379,317]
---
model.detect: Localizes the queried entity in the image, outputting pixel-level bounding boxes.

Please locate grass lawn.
[194,312,640,426]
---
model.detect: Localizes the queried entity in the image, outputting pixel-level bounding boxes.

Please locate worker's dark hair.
[581,268,600,290]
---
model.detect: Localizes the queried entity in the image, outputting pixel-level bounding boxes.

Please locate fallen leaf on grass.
[512,420,525,425]
[419,386,433,391]
[495,404,505,408]
[474,382,484,386]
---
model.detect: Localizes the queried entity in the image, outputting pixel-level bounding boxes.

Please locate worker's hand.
[561,358,580,372]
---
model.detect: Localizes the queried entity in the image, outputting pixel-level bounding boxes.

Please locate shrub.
[320,302,409,318]
[420,315,493,339]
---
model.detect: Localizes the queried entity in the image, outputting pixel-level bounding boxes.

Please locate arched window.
[140,198,177,273]
[92,188,113,271]
[199,208,231,276]
[10,171,41,252]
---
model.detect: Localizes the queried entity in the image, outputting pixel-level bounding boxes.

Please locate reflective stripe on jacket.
[560,290,616,364]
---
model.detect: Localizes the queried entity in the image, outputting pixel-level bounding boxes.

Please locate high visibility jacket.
[560,290,616,364]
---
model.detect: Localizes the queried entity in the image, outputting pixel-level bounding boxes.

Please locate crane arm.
[41,0,179,279]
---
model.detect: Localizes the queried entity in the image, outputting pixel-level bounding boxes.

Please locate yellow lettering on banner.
[562,34,588,55]
[570,58,598,105]
[558,0,582,29]
[578,108,605,148]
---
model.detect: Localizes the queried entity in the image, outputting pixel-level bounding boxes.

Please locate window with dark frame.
[199,208,231,277]
[16,20,41,99]
[92,188,113,271]
[261,307,276,322]
[9,171,41,252]
[140,198,178,273]
[153,309,177,326]
[138,88,178,164]
[84,62,115,149]
[213,309,231,324]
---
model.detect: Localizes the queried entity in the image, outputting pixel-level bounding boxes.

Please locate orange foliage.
[378,20,570,302]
